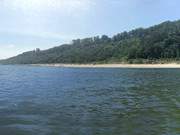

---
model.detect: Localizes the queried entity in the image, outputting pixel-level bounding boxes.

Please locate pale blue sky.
[0,0,180,59]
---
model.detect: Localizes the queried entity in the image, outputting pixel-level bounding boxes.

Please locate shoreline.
[31,63,180,68]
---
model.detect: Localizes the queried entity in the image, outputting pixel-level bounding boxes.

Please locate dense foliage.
[1,20,180,64]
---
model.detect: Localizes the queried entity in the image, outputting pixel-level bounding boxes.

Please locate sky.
[0,0,180,59]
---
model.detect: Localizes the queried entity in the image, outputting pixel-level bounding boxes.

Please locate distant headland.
[1,20,180,65]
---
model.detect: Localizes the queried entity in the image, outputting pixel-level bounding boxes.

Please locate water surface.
[0,65,179,135]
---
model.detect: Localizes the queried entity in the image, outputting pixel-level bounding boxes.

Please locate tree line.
[1,20,180,64]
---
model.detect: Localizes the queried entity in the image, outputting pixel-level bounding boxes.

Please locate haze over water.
[0,65,179,135]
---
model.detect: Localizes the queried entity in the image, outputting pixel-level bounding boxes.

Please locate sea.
[0,65,179,135]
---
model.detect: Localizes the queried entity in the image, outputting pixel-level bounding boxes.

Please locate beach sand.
[32,63,180,68]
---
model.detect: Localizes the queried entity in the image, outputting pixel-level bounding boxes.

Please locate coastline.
[31,63,180,68]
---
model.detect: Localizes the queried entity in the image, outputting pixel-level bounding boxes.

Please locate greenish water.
[0,65,179,135]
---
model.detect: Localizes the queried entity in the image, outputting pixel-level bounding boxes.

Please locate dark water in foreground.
[0,65,179,135]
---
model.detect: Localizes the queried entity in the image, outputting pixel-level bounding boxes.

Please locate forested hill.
[1,20,180,64]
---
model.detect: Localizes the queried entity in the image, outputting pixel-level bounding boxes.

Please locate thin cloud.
[1,0,96,14]
[0,28,84,42]
[7,44,15,49]
[0,43,15,49]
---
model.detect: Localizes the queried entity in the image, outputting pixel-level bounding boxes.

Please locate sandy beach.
[32,63,180,68]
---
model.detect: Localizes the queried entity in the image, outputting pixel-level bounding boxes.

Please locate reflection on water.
[0,65,179,135]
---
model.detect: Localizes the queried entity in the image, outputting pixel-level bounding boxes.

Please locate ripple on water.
[0,66,179,135]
